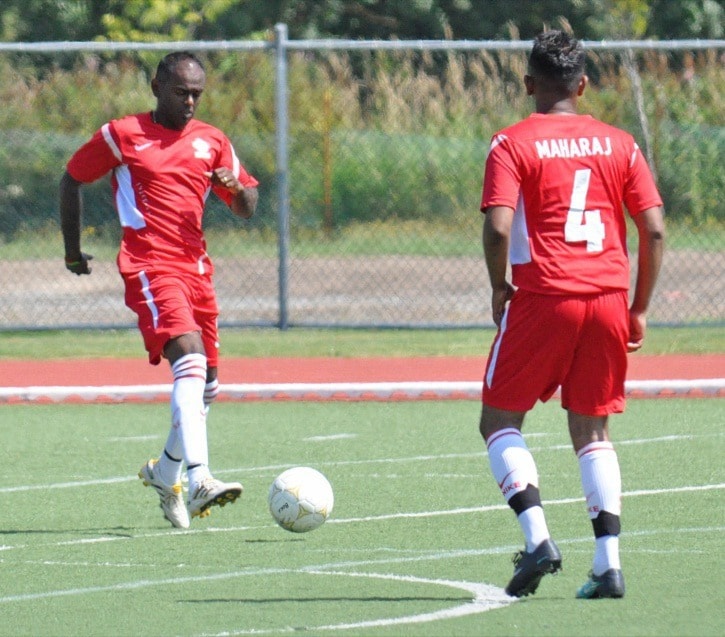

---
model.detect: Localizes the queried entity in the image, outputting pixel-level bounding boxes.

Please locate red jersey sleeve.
[480,134,521,212]
[66,124,122,183]
[209,137,260,206]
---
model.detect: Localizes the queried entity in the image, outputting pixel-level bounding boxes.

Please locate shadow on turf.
[243,538,306,543]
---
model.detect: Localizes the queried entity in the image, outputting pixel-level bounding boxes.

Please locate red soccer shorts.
[482,288,629,416]
[122,270,220,367]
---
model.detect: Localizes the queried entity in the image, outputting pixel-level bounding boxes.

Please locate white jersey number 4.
[564,168,605,252]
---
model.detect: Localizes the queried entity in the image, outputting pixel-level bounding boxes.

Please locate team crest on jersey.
[192,138,212,159]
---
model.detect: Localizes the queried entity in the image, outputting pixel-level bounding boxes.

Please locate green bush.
[0,48,722,243]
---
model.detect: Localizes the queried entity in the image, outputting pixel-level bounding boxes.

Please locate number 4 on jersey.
[564,168,605,252]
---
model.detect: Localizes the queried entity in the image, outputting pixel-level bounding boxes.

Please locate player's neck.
[535,97,578,116]
[151,109,189,131]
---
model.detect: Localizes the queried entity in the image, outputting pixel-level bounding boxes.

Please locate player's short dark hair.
[155,51,205,84]
[528,30,585,92]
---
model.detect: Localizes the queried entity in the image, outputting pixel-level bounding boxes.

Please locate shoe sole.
[190,486,243,519]
[577,585,625,599]
[591,591,624,599]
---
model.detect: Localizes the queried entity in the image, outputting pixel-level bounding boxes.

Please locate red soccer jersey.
[67,112,259,275]
[480,113,662,294]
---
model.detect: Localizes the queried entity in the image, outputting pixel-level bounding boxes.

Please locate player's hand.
[64,252,93,276]
[627,309,646,352]
[205,168,243,193]
[491,282,515,327]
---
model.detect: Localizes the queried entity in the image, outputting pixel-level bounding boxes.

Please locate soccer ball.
[268,466,334,533]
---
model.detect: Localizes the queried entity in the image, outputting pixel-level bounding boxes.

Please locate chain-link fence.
[0,29,723,329]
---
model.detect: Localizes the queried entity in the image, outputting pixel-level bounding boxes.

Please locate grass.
[0,398,722,636]
[0,326,722,359]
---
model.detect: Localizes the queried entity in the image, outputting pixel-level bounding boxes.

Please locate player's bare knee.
[479,404,525,440]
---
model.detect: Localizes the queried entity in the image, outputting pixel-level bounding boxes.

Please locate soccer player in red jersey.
[60,52,259,529]
[478,31,664,598]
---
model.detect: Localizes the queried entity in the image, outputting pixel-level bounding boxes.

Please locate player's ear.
[577,74,588,96]
[524,74,535,96]
[151,77,160,98]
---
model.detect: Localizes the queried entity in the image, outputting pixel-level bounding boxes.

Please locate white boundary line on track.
[0,378,722,402]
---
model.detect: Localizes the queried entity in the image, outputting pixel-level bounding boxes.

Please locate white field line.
[194,522,725,637]
[330,483,725,523]
[0,378,722,402]
[0,481,722,636]
[0,483,722,556]
[1,524,721,571]
[0,424,720,634]
[253,571,513,634]
[1,522,723,636]
[0,432,720,496]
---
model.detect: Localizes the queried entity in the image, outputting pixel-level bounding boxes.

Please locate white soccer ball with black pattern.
[268,466,334,533]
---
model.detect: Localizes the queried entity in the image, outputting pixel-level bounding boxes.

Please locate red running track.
[0,354,722,386]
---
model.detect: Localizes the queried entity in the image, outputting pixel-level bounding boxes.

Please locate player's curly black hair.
[155,51,205,84]
[528,30,585,93]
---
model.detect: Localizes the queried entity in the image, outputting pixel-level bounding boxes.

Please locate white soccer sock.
[578,441,622,574]
[187,403,213,490]
[487,428,550,552]
[487,428,540,501]
[187,462,212,491]
[171,353,209,473]
[155,416,185,486]
[204,379,219,408]
[518,506,550,553]
[594,535,621,575]
[157,437,183,486]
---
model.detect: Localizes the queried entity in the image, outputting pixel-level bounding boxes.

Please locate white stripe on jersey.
[138,271,159,329]
[101,124,122,162]
[488,134,507,153]
[485,309,509,389]
[114,165,146,229]
[510,195,532,265]
[630,143,639,167]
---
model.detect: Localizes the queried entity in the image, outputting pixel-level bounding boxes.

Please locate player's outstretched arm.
[628,206,665,351]
[59,171,93,275]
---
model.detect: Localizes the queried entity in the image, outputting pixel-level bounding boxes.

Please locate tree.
[0,0,721,42]
[99,0,247,42]
[0,0,111,42]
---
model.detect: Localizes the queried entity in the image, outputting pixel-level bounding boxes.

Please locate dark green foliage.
[0,46,721,241]
[1,1,722,43]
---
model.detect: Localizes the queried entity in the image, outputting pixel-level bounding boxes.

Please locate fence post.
[274,23,290,329]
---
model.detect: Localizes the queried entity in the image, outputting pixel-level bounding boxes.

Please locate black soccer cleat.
[576,568,625,599]
[505,538,562,597]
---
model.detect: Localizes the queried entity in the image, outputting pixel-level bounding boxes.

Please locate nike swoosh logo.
[134,142,153,151]
[497,469,516,490]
